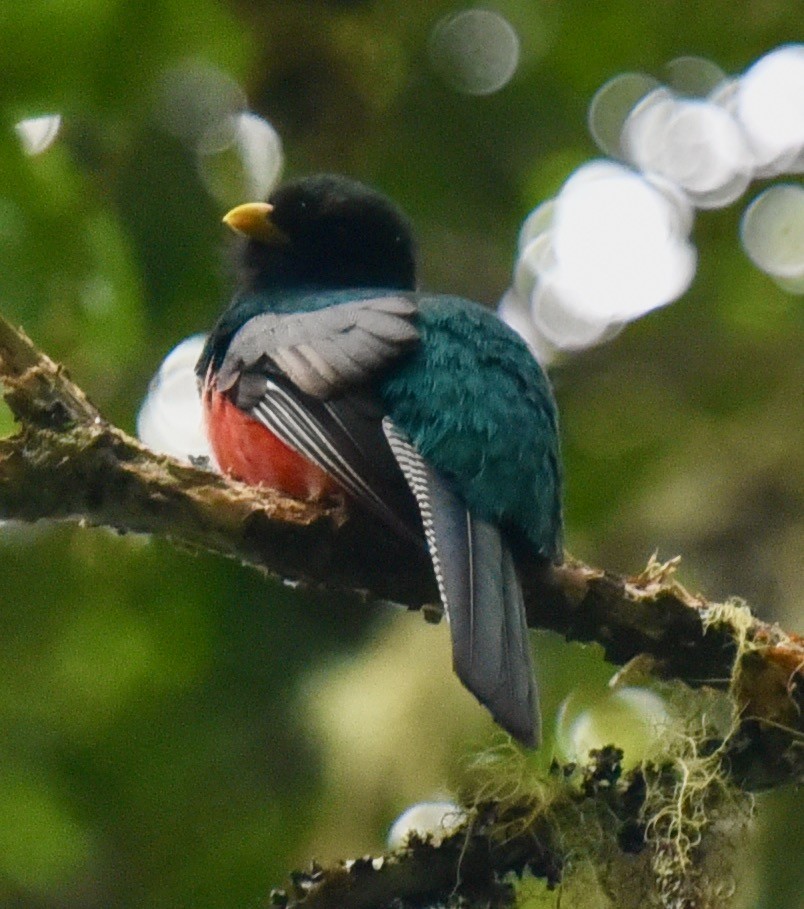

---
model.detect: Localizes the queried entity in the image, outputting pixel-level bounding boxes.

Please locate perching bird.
[196,174,563,747]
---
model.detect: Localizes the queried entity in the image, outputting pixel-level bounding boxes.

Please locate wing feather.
[209,295,423,542]
[245,377,421,544]
[216,295,419,399]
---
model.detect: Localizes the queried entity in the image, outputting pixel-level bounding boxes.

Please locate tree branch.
[270,746,755,909]
[0,316,800,791]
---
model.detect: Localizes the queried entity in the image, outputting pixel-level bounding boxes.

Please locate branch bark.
[0,316,800,791]
[269,745,751,909]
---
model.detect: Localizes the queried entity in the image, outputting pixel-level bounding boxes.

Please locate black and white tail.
[383,418,540,747]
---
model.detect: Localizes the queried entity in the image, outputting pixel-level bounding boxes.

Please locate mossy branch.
[271,745,755,909]
[0,315,801,794]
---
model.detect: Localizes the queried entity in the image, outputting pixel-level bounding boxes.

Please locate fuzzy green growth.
[459,669,755,909]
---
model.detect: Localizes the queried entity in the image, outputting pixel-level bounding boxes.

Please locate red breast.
[202,385,338,501]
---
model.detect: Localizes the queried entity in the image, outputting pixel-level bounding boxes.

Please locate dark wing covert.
[214,296,422,543]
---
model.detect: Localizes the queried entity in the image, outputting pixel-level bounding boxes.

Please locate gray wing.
[212,296,423,543]
[216,295,419,399]
[383,418,540,747]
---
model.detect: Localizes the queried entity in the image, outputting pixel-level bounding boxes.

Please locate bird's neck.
[233,284,400,315]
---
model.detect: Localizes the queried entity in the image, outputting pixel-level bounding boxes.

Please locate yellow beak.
[222,202,287,244]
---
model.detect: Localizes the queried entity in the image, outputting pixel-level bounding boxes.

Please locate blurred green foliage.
[0,1,800,907]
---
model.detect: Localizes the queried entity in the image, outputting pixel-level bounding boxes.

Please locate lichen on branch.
[272,739,755,909]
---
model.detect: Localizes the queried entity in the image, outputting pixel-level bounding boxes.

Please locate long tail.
[384,419,539,746]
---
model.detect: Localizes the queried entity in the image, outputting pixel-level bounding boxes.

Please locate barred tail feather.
[383,418,539,747]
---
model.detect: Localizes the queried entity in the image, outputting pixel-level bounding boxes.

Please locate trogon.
[196,174,563,747]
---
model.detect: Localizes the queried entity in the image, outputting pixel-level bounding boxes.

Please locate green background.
[0,1,800,907]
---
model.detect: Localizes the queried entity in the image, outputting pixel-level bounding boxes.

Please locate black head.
[228,174,417,293]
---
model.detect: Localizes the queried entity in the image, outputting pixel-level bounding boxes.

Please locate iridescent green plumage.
[382,294,562,563]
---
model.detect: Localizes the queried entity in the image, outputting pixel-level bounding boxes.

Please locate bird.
[196,174,563,747]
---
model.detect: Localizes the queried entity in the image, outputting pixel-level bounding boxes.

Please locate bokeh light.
[387,801,466,850]
[588,45,804,189]
[517,200,556,253]
[555,686,672,769]
[137,334,211,462]
[503,44,803,354]
[154,60,246,151]
[552,162,696,319]
[588,72,659,159]
[623,90,753,207]
[154,61,284,206]
[531,275,623,350]
[497,290,557,364]
[428,9,520,95]
[741,184,804,293]
[197,111,284,205]
[736,44,804,173]
[14,114,62,155]
[501,161,696,355]
[663,55,727,97]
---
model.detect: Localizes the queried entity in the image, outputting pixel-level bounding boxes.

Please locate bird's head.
[224,174,417,293]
